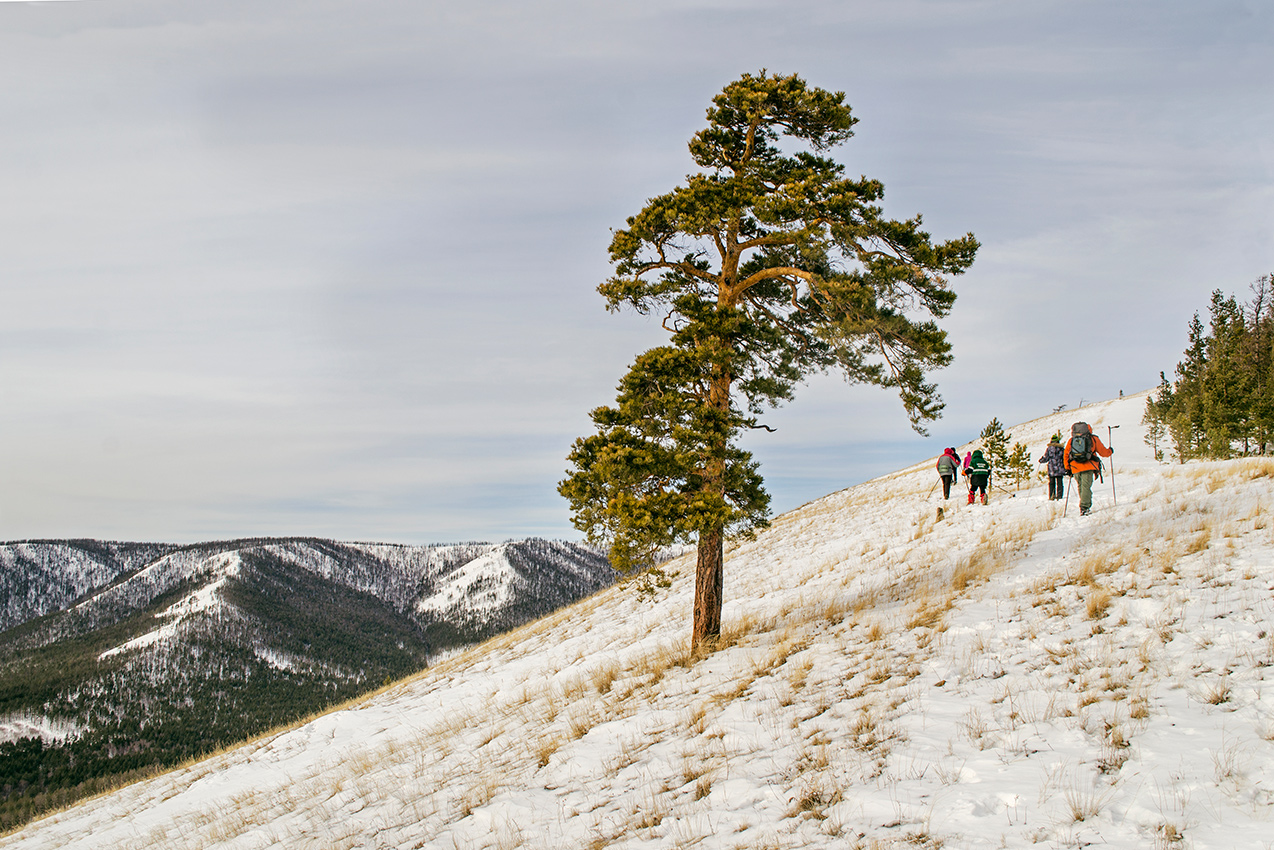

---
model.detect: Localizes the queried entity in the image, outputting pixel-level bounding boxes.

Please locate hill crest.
[7,393,1274,850]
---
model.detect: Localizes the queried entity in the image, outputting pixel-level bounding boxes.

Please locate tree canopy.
[1144,276,1274,460]
[560,71,979,649]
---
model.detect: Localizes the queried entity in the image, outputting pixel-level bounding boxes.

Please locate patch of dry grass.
[1085,586,1113,621]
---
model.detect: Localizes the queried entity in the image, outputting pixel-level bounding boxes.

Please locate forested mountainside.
[0,541,181,633]
[0,537,612,830]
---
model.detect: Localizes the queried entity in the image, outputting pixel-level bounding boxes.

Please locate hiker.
[965,449,991,505]
[1063,422,1113,516]
[936,447,961,500]
[1038,435,1066,501]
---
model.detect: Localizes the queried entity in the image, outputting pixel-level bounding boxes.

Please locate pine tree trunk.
[692,527,724,651]
[691,344,733,653]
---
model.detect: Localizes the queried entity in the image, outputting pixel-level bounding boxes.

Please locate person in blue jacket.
[1038,434,1066,501]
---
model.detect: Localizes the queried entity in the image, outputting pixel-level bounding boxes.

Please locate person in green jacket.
[965,449,991,505]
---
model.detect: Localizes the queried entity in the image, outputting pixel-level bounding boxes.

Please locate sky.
[1,0,1271,545]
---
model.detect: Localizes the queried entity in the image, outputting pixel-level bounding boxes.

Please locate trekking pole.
[926,479,939,499]
[1062,474,1072,518]
[1107,425,1119,506]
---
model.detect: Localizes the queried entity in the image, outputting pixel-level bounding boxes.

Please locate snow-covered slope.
[7,392,1274,850]
[0,541,177,632]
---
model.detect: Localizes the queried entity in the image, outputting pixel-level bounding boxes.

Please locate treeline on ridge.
[1143,274,1274,460]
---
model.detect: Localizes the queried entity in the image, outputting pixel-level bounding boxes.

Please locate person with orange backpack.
[1063,422,1113,516]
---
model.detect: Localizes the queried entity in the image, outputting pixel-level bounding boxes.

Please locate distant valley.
[0,536,613,829]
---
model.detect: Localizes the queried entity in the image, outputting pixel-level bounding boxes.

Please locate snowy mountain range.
[0,537,612,829]
[6,391,1274,849]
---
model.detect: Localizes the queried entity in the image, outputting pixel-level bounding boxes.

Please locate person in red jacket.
[1063,423,1113,516]
[935,447,961,499]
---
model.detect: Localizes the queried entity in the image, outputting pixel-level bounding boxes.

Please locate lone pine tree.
[559,71,978,650]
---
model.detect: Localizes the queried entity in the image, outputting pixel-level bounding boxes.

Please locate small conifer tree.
[1005,442,1032,491]
[979,418,1009,472]
[1142,379,1168,461]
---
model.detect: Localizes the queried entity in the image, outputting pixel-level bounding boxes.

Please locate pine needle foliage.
[979,418,1009,472]
[1005,442,1033,491]
[559,71,978,649]
[1145,276,1274,460]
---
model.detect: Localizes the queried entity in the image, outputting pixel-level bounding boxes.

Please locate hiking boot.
[967,492,975,505]
[981,493,988,505]
[1080,506,1090,516]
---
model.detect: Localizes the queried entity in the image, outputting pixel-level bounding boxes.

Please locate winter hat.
[1050,435,1060,444]
[971,449,984,461]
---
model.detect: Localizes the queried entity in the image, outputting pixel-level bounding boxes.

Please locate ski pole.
[1107,425,1119,506]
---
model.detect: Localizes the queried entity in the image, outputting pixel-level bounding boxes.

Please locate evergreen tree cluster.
[978,418,1033,491]
[1143,276,1274,461]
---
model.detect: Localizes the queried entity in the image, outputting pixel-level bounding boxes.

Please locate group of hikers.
[935,422,1114,516]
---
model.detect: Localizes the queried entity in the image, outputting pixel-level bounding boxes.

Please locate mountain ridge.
[0,536,613,830]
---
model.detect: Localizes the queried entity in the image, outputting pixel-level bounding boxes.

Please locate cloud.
[2,0,1271,542]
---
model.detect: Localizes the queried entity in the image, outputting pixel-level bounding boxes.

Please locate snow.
[0,714,82,747]
[96,555,239,660]
[416,545,517,617]
[7,391,1274,850]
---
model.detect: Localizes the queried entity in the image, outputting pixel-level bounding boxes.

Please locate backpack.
[1069,422,1094,464]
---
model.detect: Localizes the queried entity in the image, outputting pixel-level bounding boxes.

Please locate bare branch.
[873,329,904,384]
[734,266,817,300]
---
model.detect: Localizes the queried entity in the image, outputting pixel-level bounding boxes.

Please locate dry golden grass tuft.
[1154,821,1187,850]
[949,552,994,593]
[786,654,815,693]
[1071,551,1121,587]
[587,659,621,695]
[866,620,886,642]
[788,772,844,821]
[1129,689,1151,721]
[1095,719,1132,775]
[630,639,693,685]
[944,514,1052,598]
[1085,586,1113,621]
[532,731,565,768]
[566,703,601,740]
[1182,526,1212,555]
[456,763,501,817]
[1063,776,1112,824]
[602,735,651,775]
[906,592,954,634]
[1200,677,1232,706]
[627,788,670,834]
